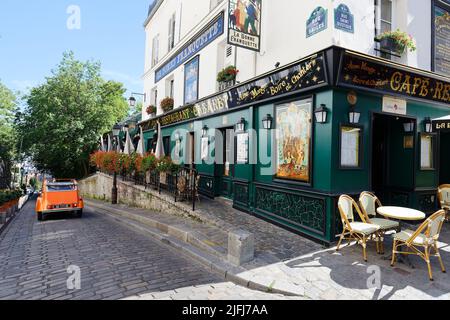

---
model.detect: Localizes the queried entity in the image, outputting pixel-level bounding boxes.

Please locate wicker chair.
[438,185,450,222]
[359,192,400,254]
[337,195,381,262]
[391,210,447,281]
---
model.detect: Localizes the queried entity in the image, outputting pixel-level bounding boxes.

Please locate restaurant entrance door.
[371,113,416,204]
[439,132,450,185]
[217,127,235,199]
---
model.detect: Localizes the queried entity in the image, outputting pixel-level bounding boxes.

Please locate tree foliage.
[17,52,129,178]
[0,80,17,189]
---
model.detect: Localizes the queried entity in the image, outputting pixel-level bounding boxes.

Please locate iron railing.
[112,167,199,211]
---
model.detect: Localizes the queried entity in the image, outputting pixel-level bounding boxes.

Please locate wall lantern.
[174,132,181,142]
[348,105,361,124]
[403,120,415,133]
[235,118,246,133]
[424,117,433,133]
[262,114,273,130]
[128,96,136,108]
[314,104,328,124]
[202,125,209,137]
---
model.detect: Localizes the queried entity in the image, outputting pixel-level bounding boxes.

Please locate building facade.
[138,0,450,244]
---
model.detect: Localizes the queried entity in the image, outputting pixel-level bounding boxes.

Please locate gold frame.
[391,210,447,281]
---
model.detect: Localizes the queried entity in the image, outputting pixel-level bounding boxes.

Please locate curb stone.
[86,199,306,298]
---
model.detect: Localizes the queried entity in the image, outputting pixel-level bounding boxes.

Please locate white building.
[140,0,449,121]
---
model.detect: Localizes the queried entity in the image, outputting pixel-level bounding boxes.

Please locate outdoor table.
[376,206,426,268]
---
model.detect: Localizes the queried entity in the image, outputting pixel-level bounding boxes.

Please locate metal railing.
[114,167,199,211]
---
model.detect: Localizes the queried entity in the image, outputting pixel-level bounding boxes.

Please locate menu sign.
[228,53,327,109]
[338,52,450,104]
[433,3,450,76]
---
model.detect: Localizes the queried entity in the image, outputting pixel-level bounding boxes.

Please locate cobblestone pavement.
[0,198,285,300]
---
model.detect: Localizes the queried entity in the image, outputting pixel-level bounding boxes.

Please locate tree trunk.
[0,159,12,189]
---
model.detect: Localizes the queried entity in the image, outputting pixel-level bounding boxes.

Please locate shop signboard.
[338,52,450,105]
[433,1,450,76]
[155,12,224,83]
[228,0,262,52]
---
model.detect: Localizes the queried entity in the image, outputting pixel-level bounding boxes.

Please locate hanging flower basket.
[376,29,416,55]
[160,97,174,113]
[146,105,157,116]
[217,66,239,83]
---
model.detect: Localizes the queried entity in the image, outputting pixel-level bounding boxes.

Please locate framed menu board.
[420,133,437,170]
[236,132,249,164]
[339,124,363,169]
[432,0,450,76]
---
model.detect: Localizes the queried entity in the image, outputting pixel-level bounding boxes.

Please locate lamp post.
[111,123,121,205]
[128,93,146,108]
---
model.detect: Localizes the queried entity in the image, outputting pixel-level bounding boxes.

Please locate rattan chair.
[391,210,447,281]
[359,192,400,254]
[438,185,450,222]
[337,195,381,261]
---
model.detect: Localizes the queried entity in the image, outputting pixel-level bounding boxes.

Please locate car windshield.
[46,184,77,192]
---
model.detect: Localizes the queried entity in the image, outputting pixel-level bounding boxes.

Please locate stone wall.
[78,173,200,221]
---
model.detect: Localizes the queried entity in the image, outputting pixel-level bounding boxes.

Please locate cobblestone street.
[0,198,285,300]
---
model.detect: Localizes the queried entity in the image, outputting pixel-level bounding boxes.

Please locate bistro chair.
[438,185,450,222]
[359,191,400,254]
[391,210,447,281]
[337,195,381,262]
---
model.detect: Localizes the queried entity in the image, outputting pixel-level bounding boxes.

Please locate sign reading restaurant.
[338,52,450,104]
[155,12,224,83]
[142,52,327,130]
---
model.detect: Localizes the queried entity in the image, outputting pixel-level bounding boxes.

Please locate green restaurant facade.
[138,46,450,245]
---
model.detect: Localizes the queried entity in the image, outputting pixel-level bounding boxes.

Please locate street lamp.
[403,120,415,133]
[235,118,246,133]
[314,104,328,124]
[128,93,146,108]
[202,125,209,137]
[348,105,361,124]
[111,123,122,205]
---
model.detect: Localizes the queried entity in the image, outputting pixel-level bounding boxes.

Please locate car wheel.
[37,212,43,221]
[76,210,83,218]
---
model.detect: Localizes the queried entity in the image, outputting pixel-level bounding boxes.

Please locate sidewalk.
[86,197,450,300]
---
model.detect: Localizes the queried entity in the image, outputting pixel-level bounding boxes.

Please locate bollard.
[228,229,255,266]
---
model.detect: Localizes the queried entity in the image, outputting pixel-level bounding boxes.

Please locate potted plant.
[217,66,239,91]
[160,97,174,113]
[146,105,157,117]
[141,153,157,183]
[155,156,174,184]
[376,29,417,55]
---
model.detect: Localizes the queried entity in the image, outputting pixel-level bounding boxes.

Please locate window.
[169,79,175,98]
[168,13,176,52]
[163,136,171,157]
[151,35,159,67]
[379,0,393,34]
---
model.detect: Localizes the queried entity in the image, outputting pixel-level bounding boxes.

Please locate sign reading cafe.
[338,52,450,104]
[227,0,262,52]
[155,13,224,82]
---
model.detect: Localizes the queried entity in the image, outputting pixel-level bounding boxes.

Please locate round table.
[377,206,426,221]
[376,206,426,267]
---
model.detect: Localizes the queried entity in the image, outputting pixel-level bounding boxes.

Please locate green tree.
[0,80,17,189]
[17,52,129,178]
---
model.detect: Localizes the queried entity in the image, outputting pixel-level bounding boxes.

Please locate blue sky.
[0,0,153,100]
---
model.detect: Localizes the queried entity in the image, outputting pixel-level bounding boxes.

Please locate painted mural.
[275,99,312,183]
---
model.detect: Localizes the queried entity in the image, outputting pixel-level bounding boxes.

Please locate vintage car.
[35,179,84,221]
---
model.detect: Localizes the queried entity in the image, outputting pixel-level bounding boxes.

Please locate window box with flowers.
[160,97,174,113]
[146,105,157,117]
[217,66,239,91]
[376,29,417,55]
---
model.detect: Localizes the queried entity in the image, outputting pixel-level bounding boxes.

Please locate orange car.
[36,179,84,221]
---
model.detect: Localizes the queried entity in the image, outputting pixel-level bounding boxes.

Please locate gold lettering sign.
[339,53,450,104]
